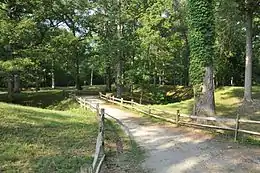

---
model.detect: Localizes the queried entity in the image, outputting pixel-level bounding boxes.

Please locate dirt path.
[84,96,260,173]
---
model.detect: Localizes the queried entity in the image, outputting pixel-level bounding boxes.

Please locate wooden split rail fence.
[99,92,260,141]
[76,97,105,173]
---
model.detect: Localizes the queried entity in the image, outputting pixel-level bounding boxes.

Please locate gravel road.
[84,96,260,173]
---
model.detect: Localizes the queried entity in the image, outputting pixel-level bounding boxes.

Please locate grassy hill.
[0,102,98,173]
[0,89,147,173]
[152,86,260,119]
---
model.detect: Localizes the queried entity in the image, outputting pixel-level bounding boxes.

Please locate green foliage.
[188,0,215,85]
[0,0,259,97]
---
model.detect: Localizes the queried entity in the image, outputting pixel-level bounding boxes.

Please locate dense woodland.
[0,0,259,115]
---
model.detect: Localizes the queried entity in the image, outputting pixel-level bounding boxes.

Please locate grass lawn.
[124,86,260,144]
[151,86,260,119]
[0,89,147,172]
[0,102,98,173]
[0,85,106,108]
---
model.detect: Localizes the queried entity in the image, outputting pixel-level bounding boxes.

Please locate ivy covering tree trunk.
[188,0,216,116]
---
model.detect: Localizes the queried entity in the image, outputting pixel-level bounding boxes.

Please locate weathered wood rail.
[76,97,105,173]
[99,92,260,141]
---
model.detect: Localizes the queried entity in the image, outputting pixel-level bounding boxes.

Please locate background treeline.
[0,0,259,97]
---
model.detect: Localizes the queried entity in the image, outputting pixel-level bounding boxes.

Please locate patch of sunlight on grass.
[0,102,98,173]
[151,86,260,118]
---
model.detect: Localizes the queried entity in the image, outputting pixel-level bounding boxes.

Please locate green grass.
[117,85,193,104]
[151,86,260,118]
[0,90,69,108]
[0,88,147,172]
[0,85,106,108]
[146,86,260,144]
[0,102,98,173]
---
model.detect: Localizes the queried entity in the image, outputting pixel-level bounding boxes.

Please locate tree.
[187,0,216,116]
[239,0,260,102]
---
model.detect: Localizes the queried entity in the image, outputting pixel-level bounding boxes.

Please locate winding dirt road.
[84,96,260,173]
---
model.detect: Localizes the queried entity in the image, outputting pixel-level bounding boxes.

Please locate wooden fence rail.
[99,92,260,141]
[76,97,105,173]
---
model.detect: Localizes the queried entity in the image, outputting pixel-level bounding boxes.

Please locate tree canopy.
[0,0,259,108]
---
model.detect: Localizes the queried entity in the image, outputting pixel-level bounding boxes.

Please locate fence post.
[131,99,134,108]
[234,113,240,142]
[121,98,123,106]
[84,98,86,110]
[148,106,151,115]
[62,90,65,97]
[100,108,105,154]
[176,110,180,127]
[80,98,83,108]
[96,103,100,117]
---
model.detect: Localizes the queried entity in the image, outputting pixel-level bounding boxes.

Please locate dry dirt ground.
[84,96,260,173]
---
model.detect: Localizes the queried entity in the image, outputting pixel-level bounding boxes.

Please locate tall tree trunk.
[153,74,156,85]
[51,72,55,89]
[51,60,55,89]
[75,55,82,90]
[243,9,253,102]
[116,59,123,98]
[116,0,123,98]
[188,0,215,116]
[90,68,93,86]
[194,67,215,116]
[14,74,20,93]
[105,65,112,92]
[7,76,13,101]
[183,34,190,86]
[36,76,40,92]
[159,75,162,85]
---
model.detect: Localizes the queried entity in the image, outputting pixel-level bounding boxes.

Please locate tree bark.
[116,0,123,98]
[51,72,55,89]
[7,76,13,101]
[194,66,215,116]
[51,60,55,89]
[105,65,112,92]
[183,34,190,86]
[116,58,123,98]
[75,55,82,90]
[36,77,40,92]
[14,74,20,93]
[243,8,253,102]
[90,68,93,86]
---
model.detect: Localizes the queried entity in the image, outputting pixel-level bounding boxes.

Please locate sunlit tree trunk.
[14,74,20,93]
[51,60,55,89]
[7,75,13,101]
[90,68,93,86]
[105,66,112,92]
[194,67,215,116]
[243,7,253,102]
[116,0,123,98]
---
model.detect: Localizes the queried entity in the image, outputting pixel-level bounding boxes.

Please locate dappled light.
[82,96,260,173]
